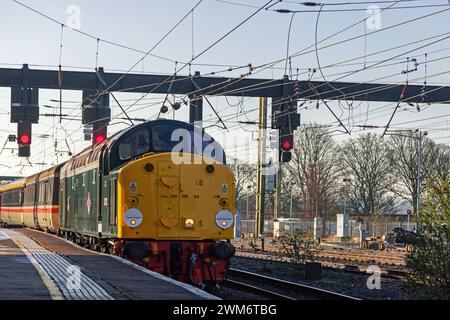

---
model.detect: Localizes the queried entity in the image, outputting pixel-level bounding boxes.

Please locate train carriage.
[0,165,62,230]
[0,178,25,226]
[24,165,63,231]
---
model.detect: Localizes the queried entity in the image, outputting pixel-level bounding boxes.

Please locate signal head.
[19,133,31,145]
[280,151,292,163]
[94,133,106,144]
[282,139,292,151]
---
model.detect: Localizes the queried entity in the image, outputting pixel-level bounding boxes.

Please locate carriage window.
[119,129,150,160]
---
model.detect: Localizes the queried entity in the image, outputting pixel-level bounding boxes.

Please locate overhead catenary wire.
[11,0,268,71]
[9,2,450,170]
[62,0,275,127]
[286,0,441,6]
[284,12,297,75]
[205,67,450,138]
[100,0,206,98]
[276,4,450,13]
[216,0,449,12]
[11,0,183,64]
[44,45,450,150]
[58,52,450,160]
[31,0,277,164]
[115,5,450,104]
[100,0,276,125]
[53,2,450,128]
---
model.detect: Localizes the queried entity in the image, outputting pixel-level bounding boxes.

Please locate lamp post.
[246,185,252,220]
[289,182,296,219]
[384,129,428,232]
[343,178,350,216]
[407,209,412,231]
[415,130,428,232]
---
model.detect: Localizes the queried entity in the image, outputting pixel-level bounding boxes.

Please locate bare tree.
[341,133,396,215]
[430,143,450,183]
[287,124,342,221]
[228,157,256,217]
[387,134,435,214]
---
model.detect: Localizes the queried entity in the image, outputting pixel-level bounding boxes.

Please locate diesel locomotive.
[0,119,236,287]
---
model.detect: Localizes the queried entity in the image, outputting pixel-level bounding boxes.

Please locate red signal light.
[94,134,106,144]
[19,134,31,145]
[282,139,292,150]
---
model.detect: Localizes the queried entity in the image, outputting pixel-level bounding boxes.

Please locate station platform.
[0,228,219,300]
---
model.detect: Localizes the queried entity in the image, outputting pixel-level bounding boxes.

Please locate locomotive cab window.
[109,120,227,172]
[151,123,181,151]
[119,128,150,160]
[151,123,226,163]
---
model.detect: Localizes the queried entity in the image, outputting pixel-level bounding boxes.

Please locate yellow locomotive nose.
[116,153,235,241]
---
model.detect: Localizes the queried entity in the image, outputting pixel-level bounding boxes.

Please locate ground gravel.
[229,256,418,300]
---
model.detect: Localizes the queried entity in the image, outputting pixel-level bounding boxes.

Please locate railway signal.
[271,78,300,164]
[93,126,107,145]
[279,128,293,163]
[82,88,111,146]
[17,122,32,157]
[10,66,40,157]
[274,101,300,163]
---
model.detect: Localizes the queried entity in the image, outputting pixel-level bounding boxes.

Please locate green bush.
[279,232,316,265]
[405,177,449,299]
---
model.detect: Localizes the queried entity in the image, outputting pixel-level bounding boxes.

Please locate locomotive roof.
[2,120,216,185]
[78,118,206,150]
[65,119,204,170]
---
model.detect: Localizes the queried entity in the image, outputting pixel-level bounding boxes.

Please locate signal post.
[255,97,267,251]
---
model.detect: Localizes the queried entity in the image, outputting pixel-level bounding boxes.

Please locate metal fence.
[239,219,416,238]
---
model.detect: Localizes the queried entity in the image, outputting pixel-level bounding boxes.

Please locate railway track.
[235,246,405,266]
[234,252,408,279]
[223,268,361,300]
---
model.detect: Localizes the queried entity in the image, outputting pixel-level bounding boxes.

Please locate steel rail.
[222,279,296,300]
[227,268,361,300]
[234,252,408,279]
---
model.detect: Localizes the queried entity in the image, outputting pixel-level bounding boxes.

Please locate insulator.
[172,102,181,110]
[160,105,169,114]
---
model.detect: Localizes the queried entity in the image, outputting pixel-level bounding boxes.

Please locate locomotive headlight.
[185,218,194,228]
[124,208,143,228]
[215,210,234,229]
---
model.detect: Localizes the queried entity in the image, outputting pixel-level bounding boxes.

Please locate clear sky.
[0,0,449,176]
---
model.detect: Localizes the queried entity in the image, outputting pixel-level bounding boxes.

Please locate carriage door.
[33,177,40,228]
[60,177,66,229]
[42,180,48,226]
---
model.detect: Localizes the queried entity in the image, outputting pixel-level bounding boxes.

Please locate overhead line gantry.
[1,64,449,156]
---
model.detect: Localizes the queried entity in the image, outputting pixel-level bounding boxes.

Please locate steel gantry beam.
[2,64,450,158]
[1,65,450,103]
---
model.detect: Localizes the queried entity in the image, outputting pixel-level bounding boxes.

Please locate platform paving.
[1,228,218,300]
[0,231,52,300]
